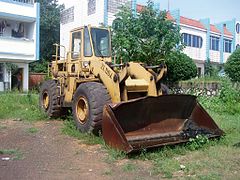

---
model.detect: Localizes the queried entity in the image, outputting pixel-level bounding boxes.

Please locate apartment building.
[59,0,239,76]
[0,0,40,91]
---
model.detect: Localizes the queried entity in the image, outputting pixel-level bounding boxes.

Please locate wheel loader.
[39,25,223,153]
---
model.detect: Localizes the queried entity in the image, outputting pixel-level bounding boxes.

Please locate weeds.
[122,162,137,172]
[26,127,38,134]
[0,92,47,121]
[0,149,23,160]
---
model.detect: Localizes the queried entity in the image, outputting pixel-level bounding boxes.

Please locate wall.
[235,21,240,48]
[0,1,36,22]
[59,0,105,57]
[181,26,207,62]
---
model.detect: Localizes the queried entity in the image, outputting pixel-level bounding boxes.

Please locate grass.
[26,127,38,134]
[0,91,239,178]
[0,149,23,160]
[122,162,137,172]
[0,91,47,121]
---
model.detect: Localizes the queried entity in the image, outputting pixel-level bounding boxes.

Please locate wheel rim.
[76,96,89,124]
[43,91,49,110]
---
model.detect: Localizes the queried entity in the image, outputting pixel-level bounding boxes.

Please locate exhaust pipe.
[102,95,224,153]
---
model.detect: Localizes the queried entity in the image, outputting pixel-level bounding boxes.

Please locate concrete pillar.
[22,63,29,92]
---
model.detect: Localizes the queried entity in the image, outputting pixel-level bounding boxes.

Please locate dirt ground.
[0,119,157,180]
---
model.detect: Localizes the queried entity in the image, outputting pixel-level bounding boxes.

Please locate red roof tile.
[136,4,144,13]
[223,26,232,36]
[210,24,221,34]
[166,11,175,21]
[180,16,206,30]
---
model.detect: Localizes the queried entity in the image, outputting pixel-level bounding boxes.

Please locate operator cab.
[70,26,111,61]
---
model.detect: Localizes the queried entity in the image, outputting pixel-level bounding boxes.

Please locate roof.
[210,24,221,34]
[180,16,206,30]
[136,4,144,13]
[223,26,232,36]
[166,11,175,21]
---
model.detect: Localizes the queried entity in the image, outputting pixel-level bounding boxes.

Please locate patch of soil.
[0,120,156,180]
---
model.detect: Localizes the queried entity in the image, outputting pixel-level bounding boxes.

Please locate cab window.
[71,31,81,59]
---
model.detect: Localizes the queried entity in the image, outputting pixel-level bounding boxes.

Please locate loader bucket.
[102,95,224,153]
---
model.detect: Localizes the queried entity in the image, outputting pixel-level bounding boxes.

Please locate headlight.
[82,61,89,68]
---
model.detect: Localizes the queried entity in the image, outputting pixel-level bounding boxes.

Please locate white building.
[59,1,239,76]
[0,0,40,91]
[59,0,130,56]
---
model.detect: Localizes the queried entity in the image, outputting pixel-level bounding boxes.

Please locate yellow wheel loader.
[39,26,223,153]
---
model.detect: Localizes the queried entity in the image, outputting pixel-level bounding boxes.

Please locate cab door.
[69,30,83,74]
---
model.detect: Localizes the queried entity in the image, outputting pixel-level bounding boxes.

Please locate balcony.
[12,0,34,5]
[0,37,35,61]
[0,0,38,22]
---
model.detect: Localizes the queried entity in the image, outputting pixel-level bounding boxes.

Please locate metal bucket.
[102,95,224,153]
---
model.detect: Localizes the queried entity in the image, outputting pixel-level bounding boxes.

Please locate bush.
[165,51,197,83]
[30,60,48,73]
[225,48,240,82]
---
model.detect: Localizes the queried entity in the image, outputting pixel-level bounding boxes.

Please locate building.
[0,0,40,91]
[168,10,239,75]
[59,0,239,76]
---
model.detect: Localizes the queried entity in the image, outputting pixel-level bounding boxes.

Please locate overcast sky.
[137,0,240,23]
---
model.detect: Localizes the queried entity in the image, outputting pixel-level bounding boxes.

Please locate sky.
[137,0,240,23]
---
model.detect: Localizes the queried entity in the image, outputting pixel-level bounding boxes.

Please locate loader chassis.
[40,26,223,153]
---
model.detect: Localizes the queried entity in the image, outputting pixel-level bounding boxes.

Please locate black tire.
[39,80,62,118]
[72,82,111,134]
[161,83,170,95]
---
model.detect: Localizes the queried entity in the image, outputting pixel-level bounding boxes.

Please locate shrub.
[165,51,197,83]
[225,48,240,82]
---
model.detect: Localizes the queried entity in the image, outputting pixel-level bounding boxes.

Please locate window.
[60,7,74,25]
[210,36,220,51]
[223,39,232,53]
[84,27,93,57]
[88,0,96,15]
[236,23,240,34]
[71,31,81,59]
[182,33,202,48]
[91,28,110,57]
[0,64,4,82]
[108,0,130,13]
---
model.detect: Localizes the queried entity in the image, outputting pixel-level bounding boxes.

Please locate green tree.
[31,0,63,73]
[225,48,240,82]
[40,0,64,60]
[112,1,182,65]
[165,51,197,82]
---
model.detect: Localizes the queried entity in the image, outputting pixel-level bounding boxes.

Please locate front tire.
[72,82,111,134]
[39,80,62,118]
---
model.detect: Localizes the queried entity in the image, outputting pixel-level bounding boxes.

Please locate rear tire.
[72,82,111,134]
[39,80,62,118]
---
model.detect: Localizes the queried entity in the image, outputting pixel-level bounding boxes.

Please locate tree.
[112,1,182,65]
[165,51,197,82]
[225,48,240,82]
[30,0,63,73]
[40,0,64,60]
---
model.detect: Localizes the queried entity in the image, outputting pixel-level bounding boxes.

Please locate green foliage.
[112,1,182,65]
[30,60,49,73]
[27,127,38,134]
[5,63,19,75]
[225,48,240,82]
[0,92,46,121]
[165,51,197,82]
[204,58,214,76]
[61,118,104,145]
[187,135,210,151]
[198,80,240,115]
[39,0,64,60]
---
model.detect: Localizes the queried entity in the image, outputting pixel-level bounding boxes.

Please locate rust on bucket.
[102,95,224,153]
